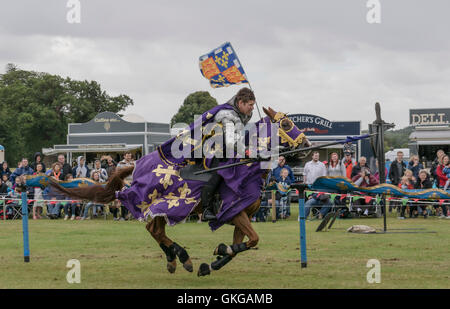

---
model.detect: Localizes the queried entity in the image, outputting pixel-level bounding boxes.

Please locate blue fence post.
[297,185,308,268]
[21,191,30,263]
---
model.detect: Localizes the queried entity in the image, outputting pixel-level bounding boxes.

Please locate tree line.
[0,64,133,163]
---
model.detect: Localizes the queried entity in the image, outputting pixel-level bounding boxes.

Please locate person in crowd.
[47,162,63,180]
[430,149,445,186]
[101,155,117,178]
[414,169,433,218]
[62,174,80,220]
[342,150,356,179]
[326,152,346,177]
[31,152,46,173]
[45,163,65,219]
[117,152,135,185]
[303,151,327,185]
[5,177,24,219]
[407,155,423,181]
[81,171,105,220]
[272,156,296,183]
[343,142,357,159]
[2,174,12,189]
[303,193,333,220]
[0,175,10,195]
[116,152,135,221]
[351,167,379,216]
[92,159,108,182]
[351,156,370,178]
[373,160,388,183]
[442,164,450,191]
[72,156,90,179]
[274,168,293,219]
[1,161,11,179]
[10,158,34,184]
[324,152,348,211]
[388,151,406,186]
[405,169,416,182]
[436,155,450,219]
[57,154,73,180]
[399,174,415,190]
[32,163,46,220]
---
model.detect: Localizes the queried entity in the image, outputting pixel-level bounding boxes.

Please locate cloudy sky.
[1,0,449,129]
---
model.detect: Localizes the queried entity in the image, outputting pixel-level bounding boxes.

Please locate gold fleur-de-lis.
[152,164,182,189]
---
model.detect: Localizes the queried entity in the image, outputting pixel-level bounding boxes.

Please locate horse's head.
[262,106,311,158]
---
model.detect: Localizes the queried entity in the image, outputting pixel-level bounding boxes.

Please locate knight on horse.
[44,87,311,276]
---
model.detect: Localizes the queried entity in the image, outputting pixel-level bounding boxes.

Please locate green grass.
[0,211,449,289]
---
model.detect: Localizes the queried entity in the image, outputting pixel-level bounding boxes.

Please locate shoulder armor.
[214,109,240,124]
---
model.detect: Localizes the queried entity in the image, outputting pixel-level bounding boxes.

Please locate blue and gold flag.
[199,42,249,88]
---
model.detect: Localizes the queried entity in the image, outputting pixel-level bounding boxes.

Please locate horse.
[48,106,310,276]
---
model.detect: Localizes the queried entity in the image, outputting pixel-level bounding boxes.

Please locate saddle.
[179,159,220,182]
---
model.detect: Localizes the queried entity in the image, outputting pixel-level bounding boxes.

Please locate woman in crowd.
[414,169,433,218]
[62,174,81,220]
[32,163,46,220]
[1,161,11,179]
[45,162,64,219]
[397,170,415,219]
[326,152,346,177]
[81,171,105,220]
[408,155,423,180]
[48,162,63,180]
[436,155,450,218]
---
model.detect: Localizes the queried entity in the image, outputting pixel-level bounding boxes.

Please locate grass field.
[1,209,449,289]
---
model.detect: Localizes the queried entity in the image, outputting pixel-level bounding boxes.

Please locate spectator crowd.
[1,152,136,221]
[1,147,449,223]
[255,147,450,222]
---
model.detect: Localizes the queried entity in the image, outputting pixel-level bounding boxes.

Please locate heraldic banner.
[199,42,249,88]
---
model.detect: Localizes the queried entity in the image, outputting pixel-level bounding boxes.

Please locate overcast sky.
[1,0,449,130]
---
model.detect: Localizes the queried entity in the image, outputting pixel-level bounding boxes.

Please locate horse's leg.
[198,209,259,277]
[146,217,177,273]
[146,217,193,273]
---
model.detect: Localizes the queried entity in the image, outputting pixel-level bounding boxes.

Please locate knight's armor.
[201,96,252,221]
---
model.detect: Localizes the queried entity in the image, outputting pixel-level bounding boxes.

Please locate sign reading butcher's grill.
[410,108,450,126]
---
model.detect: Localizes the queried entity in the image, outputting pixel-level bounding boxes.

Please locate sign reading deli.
[410,109,450,126]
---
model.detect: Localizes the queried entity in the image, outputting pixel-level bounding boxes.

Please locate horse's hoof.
[183,258,193,272]
[167,260,176,274]
[197,263,211,277]
[213,243,229,256]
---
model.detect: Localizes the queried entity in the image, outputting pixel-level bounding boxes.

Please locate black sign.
[69,111,145,134]
[410,108,450,126]
[288,114,360,136]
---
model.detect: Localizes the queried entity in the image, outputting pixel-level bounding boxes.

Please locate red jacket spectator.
[436,164,449,188]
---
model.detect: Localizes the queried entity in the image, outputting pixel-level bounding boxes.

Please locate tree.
[170,91,218,126]
[0,64,133,163]
[383,126,414,150]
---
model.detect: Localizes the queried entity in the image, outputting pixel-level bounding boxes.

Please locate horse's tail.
[48,166,134,204]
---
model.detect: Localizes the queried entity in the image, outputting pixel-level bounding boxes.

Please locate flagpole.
[246,81,263,120]
[228,42,263,120]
